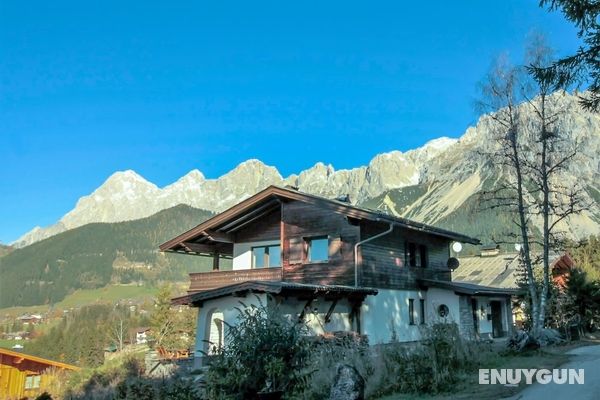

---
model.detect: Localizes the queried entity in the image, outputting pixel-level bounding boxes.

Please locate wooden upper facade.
[160,186,480,293]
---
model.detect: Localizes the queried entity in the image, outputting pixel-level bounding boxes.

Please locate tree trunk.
[509,123,540,334]
[537,93,552,334]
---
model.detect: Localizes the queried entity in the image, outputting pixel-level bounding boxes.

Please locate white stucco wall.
[232,240,280,270]
[361,289,425,344]
[194,293,268,363]
[425,288,461,326]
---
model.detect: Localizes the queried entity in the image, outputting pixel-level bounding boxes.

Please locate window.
[252,245,281,268]
[406,242,428,267]
[409,299,415,325]
[438,304,449,318]
[207,310,224,355]
[408,243,417,267]
[24,375,41,390]
[420,299,426,325]
[419,245,428,268]
[306,237,328,262]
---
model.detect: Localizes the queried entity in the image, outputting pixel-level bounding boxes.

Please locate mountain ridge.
[13,137,458,247]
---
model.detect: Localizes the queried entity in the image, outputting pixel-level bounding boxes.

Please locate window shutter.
[288,237,303,264]
[329,236,342,261]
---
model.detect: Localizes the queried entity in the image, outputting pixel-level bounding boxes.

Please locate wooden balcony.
[188,267,282,292]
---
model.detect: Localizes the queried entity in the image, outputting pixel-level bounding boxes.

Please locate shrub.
[63,356,200,400]
[301,322,491,398]
[204,300,313,399]
[372,323,491,396]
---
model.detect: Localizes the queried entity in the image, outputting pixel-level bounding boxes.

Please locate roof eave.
[160,184,480,251]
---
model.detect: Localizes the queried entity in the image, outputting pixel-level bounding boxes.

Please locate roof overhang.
[172,280,378,307]
[418,279,522,297]
[0,347,79,370]
[160,185,480,255]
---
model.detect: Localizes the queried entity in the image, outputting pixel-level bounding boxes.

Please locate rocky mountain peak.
[164,169,206,191]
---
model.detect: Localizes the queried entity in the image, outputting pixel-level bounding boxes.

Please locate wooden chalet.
[161,185,517,366]
[0,347,78,399]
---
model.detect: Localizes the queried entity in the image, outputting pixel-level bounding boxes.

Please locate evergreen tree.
[540,0,600,110]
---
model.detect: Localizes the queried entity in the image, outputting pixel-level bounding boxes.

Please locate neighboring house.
[133,327,151,345]
[454,248,575,330]
[16,314,42,325]
[0,347,78,399]
[161,186,517,366]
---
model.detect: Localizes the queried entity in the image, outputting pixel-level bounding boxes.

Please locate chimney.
[480,244,500,257]
[335,194,351,203]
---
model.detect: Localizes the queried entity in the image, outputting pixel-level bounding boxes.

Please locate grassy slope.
[0,285,158,317]
[0,205,214,308]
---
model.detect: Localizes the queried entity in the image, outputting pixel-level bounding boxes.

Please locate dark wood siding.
[281,200,360,285]
[360,221,452,289]
[234,208,281,243]
[202,199,455,291]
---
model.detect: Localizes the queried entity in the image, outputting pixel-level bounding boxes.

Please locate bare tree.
[477,37,588,339]
[524,37,588,331]
[109,316,128,352]
[476,56,540,333]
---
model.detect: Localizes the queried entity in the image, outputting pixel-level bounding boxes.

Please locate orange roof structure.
[0,347,79,371]
[0,347,78,398]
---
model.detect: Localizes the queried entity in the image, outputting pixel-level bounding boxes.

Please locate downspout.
[354,221,394,287]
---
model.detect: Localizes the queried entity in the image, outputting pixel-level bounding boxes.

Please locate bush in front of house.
[204,301,313,399]
[300,332,372,399]
[300,322,492,398]
[376,323,492,396]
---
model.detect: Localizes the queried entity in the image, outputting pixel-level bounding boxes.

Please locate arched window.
[206,310,224,355]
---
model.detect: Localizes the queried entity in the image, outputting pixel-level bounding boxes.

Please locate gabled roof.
[172,280,378,306]
[0,347,79,370]
[160,185,480,254]
[418,279,521,296]
[452,253,521,289]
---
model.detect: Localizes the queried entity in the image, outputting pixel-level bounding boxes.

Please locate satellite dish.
[514,243,522,252]
[452,242,463,253]
[447,257,460,270]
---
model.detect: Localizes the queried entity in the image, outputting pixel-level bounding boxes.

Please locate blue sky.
[0,1,580,243]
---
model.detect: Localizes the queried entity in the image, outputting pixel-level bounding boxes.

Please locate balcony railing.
[188,267,282,292]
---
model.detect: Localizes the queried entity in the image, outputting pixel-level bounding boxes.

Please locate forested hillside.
[0,205,214,308]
